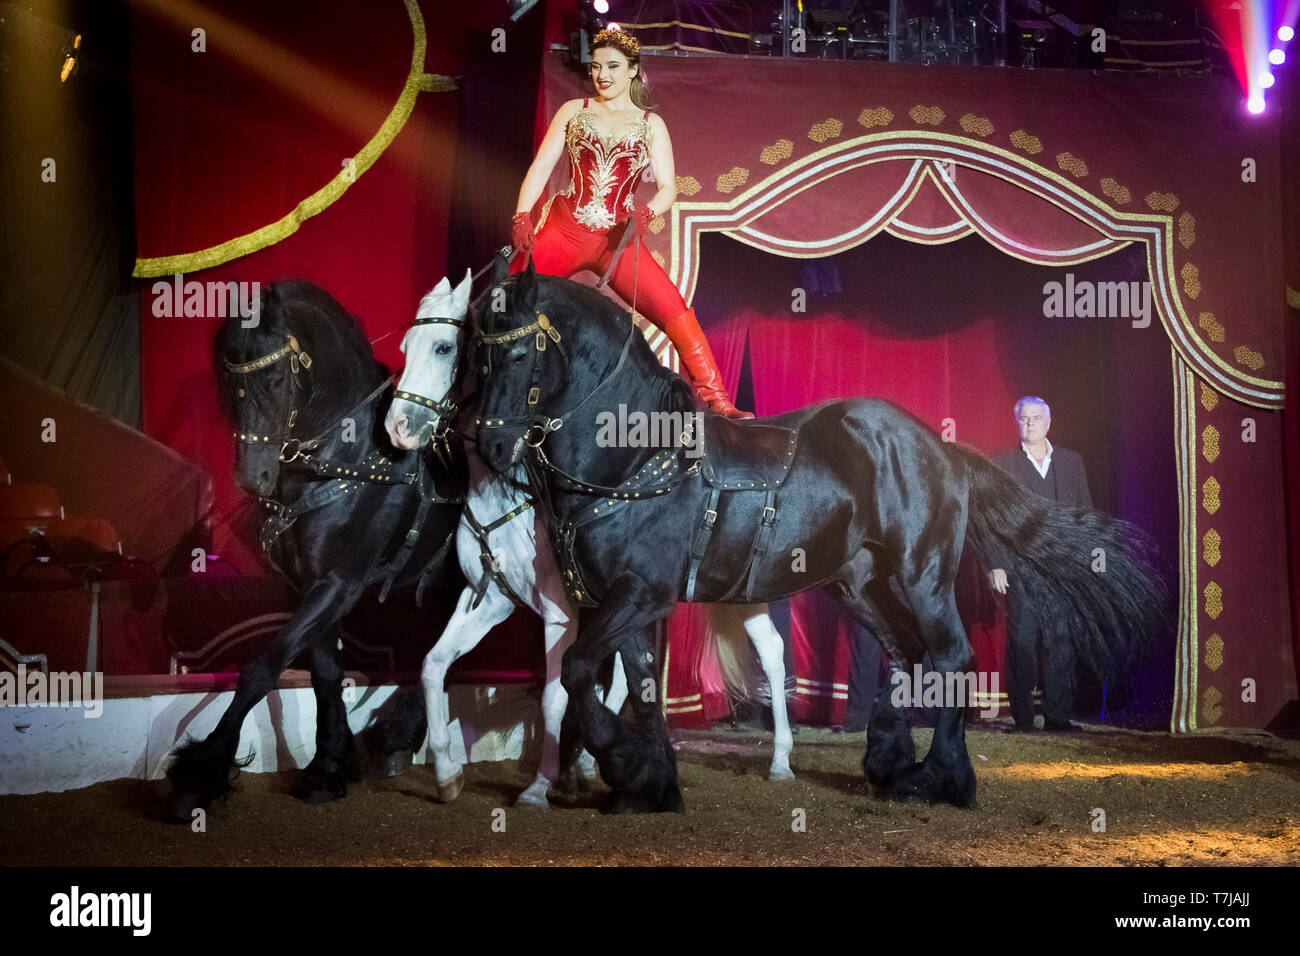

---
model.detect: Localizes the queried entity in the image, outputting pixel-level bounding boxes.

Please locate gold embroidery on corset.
[563,108,653,231]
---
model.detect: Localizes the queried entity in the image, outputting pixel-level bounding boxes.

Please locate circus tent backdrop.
[528,44,1298,732]
[98,1,1300,732]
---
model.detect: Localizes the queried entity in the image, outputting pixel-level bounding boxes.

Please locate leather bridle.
[475,309,699,500]
[225,333,318,465]
[391,314,469,461]
[225,330,394,476]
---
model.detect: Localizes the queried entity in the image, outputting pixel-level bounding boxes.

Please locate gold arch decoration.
[664,129,1283,407]
[133,0,449,277]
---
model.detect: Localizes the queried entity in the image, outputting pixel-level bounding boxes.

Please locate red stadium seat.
[0,518,55,552]
[0,483,63,520]
[47,518,122,560]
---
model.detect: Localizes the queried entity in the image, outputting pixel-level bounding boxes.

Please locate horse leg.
[603,625,683,814]
[560,575,681,813]
[573,650,627,783]
[832,576,930,793]
[164,576,360,821]
[889,580,978,809]
[300,623,359,803]
[740,610,794,780]
[421,585,514,802]
[517,614,574,810]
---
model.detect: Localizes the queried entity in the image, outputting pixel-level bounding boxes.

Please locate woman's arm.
[515,99,582,215]
[643,114,677,217]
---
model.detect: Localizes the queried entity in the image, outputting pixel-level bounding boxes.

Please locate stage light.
[0,4,82,83]
[1280,26,1294,42]
[1247,93,1265,112]
[594,0,609,13]
[59,33,79,83]
[1259,70,1275,87]
[1268,47,1285,63]
[508,0,540,23]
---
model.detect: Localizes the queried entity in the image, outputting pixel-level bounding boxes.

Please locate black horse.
[474,263,1168,813]
[164,280,464,822]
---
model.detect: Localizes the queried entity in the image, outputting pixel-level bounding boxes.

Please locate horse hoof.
[300,773,347,804]
[768,766,795,781]
[436,770,465,803]
[515,791,549,811]
[302,785,346,805]
[381,749,413,778]
[550,773,579,795]
[162,789,209,824]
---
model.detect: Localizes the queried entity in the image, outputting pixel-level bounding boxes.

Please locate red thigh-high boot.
[604,235,753,419]
[661,306,753,419]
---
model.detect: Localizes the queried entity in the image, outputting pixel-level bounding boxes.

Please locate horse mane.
[488,274,699,418]
[214,279,385,423]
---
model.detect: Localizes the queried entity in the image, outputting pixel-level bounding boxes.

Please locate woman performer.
[509,26,752,419]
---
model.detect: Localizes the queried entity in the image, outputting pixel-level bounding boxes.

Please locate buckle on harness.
[525,419,562,448]
[279,439,302,463]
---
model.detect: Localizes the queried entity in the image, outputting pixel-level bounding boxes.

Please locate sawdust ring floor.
[3,724,1298,866]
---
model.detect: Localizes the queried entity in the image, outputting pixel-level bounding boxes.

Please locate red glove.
[632,204,656,237]
[511,212,534,254]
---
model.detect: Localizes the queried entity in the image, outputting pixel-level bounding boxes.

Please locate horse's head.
[214,285,313,498]
[475,261,639,474]
[385,270,472,451]
[215,280,378,499]
[474,262,569,472]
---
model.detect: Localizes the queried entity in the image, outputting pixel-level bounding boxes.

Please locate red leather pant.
[510,192,694,339]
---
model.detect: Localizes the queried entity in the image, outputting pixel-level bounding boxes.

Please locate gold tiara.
[591,26,640,59]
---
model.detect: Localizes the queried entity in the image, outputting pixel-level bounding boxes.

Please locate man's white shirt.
[1021,439,1054,479]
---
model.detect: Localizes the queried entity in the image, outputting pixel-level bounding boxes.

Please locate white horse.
[384,273,796,800]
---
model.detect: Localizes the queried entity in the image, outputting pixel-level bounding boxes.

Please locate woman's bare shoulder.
[555,98,586,119]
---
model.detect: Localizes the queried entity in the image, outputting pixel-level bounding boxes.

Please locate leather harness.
[225,330,462,605]
[474,309,800,607]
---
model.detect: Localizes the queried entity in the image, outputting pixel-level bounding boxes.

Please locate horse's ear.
[515,257,539,312]
[258,282,284,331]
[452,267,472,317]
[491,247,512,287]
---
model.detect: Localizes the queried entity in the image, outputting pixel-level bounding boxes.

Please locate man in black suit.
[989,396,1092,732]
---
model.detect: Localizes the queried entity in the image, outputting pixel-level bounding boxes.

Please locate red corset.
[561,99,653,232]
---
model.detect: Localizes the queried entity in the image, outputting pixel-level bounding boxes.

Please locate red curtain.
[664,228,1181,727]
[131,0,497,571]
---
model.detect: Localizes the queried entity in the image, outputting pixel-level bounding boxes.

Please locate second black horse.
[164,280,464,821]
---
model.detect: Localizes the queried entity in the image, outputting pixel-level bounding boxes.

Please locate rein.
[476,310,700,500]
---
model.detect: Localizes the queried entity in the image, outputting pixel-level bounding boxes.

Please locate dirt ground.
[3,722,1299,866]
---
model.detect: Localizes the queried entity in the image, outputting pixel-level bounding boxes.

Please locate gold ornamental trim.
[1056,151,1089,178]
[1201,424,1220,463]
[1202,528,1221,567]
[1201,686,1222,725]
[808,119,843,143]
[958,113,993,137]
[1203,581,1223,619]
[1204,634,1223,671]
[1202,476,1220,515]
[1145,191,1180,212]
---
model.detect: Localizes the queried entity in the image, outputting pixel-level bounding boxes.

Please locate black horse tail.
[945,443,1168,684]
